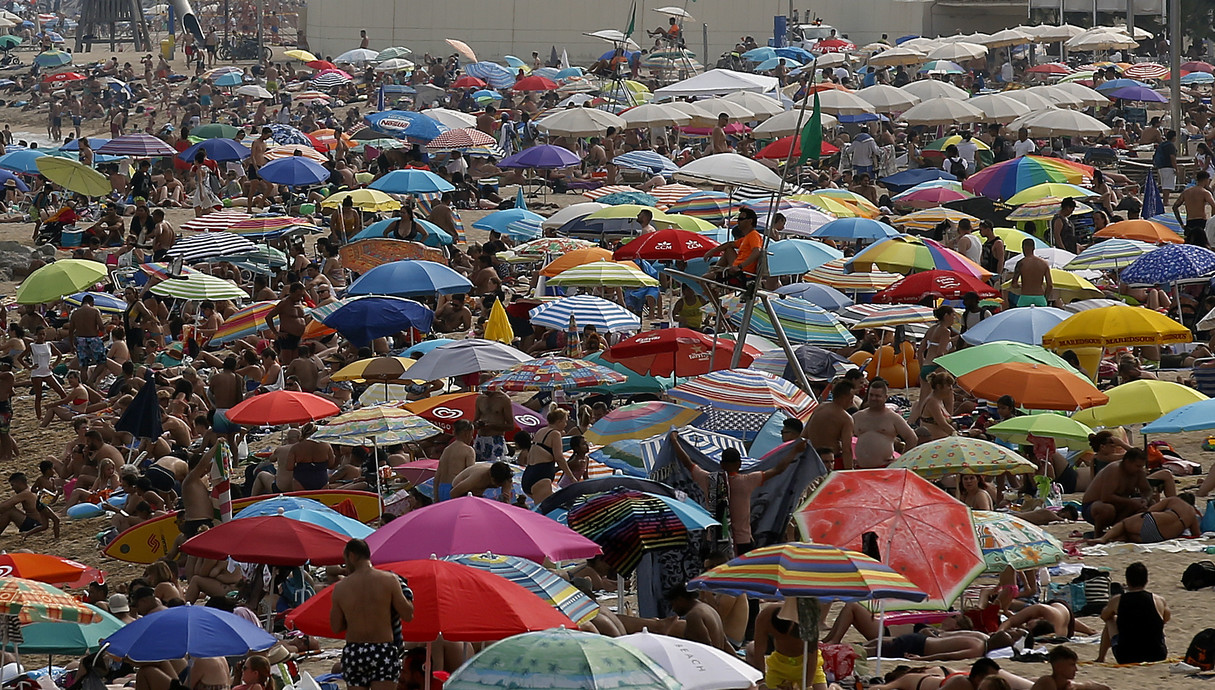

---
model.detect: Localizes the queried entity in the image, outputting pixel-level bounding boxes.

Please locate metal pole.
[759,293,815,396]
[1168,0,1182,153]
[1091,0,1097,27]
[1126,0,1134,42]
[702,23,708,69]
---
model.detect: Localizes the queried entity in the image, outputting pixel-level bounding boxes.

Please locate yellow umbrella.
[1001,269,1101,300]
[35,157,112,196]
[284,49,318,62]
[331,356,418,382]
[1041,305,1190,349]
[809,189,882,217]
[1072,380,1207,426]
[892,208,980,232]
[968,227,1048,252]
[321,189,402,212]
[1006,183,1097,205]
[662,214,718,232]
[793,194,878,219]
[486,297,513,344]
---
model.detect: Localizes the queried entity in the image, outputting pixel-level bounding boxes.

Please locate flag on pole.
[624,0,637,37]
[797,90,823,167]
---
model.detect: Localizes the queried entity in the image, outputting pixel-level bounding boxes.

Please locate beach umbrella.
[873,270,998,304]
[960,306,1069,346]
[7,604,121,654]
[322,295,433,347]
[421,108,477,130]
[1181,72,1215,85]
[426,127,496,152]
[181,515,350,565]
[235,84,273,99]
[498,145,582,169]
[613,228,717,262]
[103,606,274,662]
[867,46,927,66]
[321,189,402,213]
[1041,305,1190,349]
[846,235,989,277]
[310,405,440,445]
[115,378,163,443]
[0,554,94,587]
[753,135,839,161]
[529,295,641,333]
[1142,399,1215,434]
[403,392,544,435]
[955,362,1106,410]
[368,169,454,195]
[617,631,761,690]
[193,125,239,143]
[213,71,244,86]
[225,390,339,426]
[598,191,660,207]
[364,110,446,141]
[580,351,674,396]
[808,217,899,242]
[669,368,815,421]
[1092,218,1182,244]
[404,340,531,380]
[843,304,935,331]
[919,59,965,75]
[1102,83,1166,102]
[0,577,100,624]
[584,402,707,445]
[752,108,839,137]
[472,88,504,101]
[1120,244,1215,285]
[1051,81,1109,107]
[795,469,984,610]
[962,155,1091,201]
[565,488,690,574]
[648,183,702,206]
[855,83,920,111]
[231,496,327,516]
[674,153,783,190]
[603,329,758,377]
[15,259,108,304]
[899,79,969,101]
[773,283,853,311]
[665,192,736,224]
[749,344,856,382]
[148,274,247,300]
[233,506,372,539]
[330,356,418,383]
[900,98,985,126]
[926,41,986,61]
[547,261,659,287]
[96,133,175,157]
[891,208,979,233]
[376,46,412,61]
[804,258,901,292]
[513,75,559,91]
[986,414,1094,445]
[179,138,251,162]
[737,297,854,347]
[483,356,627,392]
[34,49,71,67]
[971,511,1065,573]
[369,496,601,563]
[1020,109,1112,137]
[441,554,597,625]
[935,341,1080,379]
[347,260,472,297]
[473,208,545,237]
[1005,196,1093,222]
[795,89,873,116]
[892,186,972,208]
[34,156,111,196]
[165,232,256,262]
[621,103,692,129]
[1073,380,1207,427]
[612,151,680,176]
[1005,183,1096,205]
[465,61,516,89]
[0,168,27,192]
[257,156,329,186]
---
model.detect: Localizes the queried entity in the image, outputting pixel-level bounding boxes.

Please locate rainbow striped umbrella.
[483,356,627,392]
[211,300,278,344]
[845,304,936,329]
[804,258,901,292]
[845,234,990,278]
[585,401,708,445]
[667,191,739,224]
[442,553,599,625]
[1005,196,1093,221]
[567,488,690,575]
[890,208,980,232]
[180,209,252,232]
[740,297,857,347]
[668,368,816,421]
[962,155,1092,201]
[0,577,102,623]
[688,542,928,601]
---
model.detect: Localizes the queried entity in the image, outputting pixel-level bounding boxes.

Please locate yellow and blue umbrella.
[585,401,707,445]
[889,436,1038,478]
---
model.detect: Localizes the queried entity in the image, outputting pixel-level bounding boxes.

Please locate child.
[560,435,589,488]
[32,460,61,501]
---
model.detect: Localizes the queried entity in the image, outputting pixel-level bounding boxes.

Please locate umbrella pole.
[617,574,626,615]
[874,600,887,678]
[424,640,432,690]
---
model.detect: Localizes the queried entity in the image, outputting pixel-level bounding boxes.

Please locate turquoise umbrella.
[6,604,122,654]
[233,505,373,538]
[582,351,673,395]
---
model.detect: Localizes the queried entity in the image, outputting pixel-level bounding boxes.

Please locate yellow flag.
[485,297,513,344]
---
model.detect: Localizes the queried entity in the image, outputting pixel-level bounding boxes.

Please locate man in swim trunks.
[0,357,15,462]
[0,472,46,536]
[1080,447,1152,537]
[450,462,514,499]
[853,379,919,468]
[288,423,335,491]
[436,421,475,501]
[473,389,513,464]
[208,356,244,437]
[803,379,855,470]
[330,538,414,690]
[266,282,308,364]
[68,294,107,382]
[1009,238,1052,308]
[247,127,271,212]
[181,452,215,538]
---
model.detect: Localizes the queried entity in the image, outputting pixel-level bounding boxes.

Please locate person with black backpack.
[941,143,969,180]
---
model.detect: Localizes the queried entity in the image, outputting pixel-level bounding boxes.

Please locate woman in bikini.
[957,474,994,511]
[1086,494,1201,544]
[39,370,91,427]
[524,408,575,502]
[997,599,1094,638]
[917,306,957,395]
[752,601,829,690]
[143,561,186,604]
[911,372,956,440]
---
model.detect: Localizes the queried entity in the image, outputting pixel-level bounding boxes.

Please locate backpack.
[949,157,968,180]
[1183,560,1215,590]
[1185,628,1215,670]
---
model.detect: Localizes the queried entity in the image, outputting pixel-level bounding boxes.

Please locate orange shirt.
[733,229,763,273]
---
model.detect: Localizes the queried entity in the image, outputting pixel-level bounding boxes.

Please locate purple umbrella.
[0,169,28,192]
[1103,85,1168,103]
[498,145,581,169]
[96,133,176,157]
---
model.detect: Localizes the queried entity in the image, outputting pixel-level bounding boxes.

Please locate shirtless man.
[1030,646,1108,690]
[286,344,323,393]
[0,357,16,461]
[450,461,514,499]
[1080,447,1152,537]
[150,209,175,260]
[474,389,514,464]
[181,452,215,538]
[0,472,48,537]
[266,282,308,364]
[247,127,271,211]
[433,294,473,333]
[252,428,300,494]
[289,423,336,491]
[471,255,501,296]
[1087,494,1200,544]
[711,113,731,154]
[666,583,729,652]
[208,356,243,437]
[68,295,107,382]
[1009,239,1052,308]
[853,379,918,467]
[436,421,476,501]
[803,379,854,470]
[428,194,459,240]
[330,538,414,690]
[1173,170,1215,247]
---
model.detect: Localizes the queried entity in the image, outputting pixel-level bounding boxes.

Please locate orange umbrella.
[1092,219,1183,244]
[265,144,327,163]
[539,247,616,277]
[0,553,100,587]
[957,362,1108,411]
[307,128,355,152]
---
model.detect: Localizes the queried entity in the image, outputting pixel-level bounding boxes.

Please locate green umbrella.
[6,604,122,654]
[15,259,110,305]
[934,342,1080,379]
[0,35,22,50]
[582,351,673,395]
[985,413,1094,445]
[193,123,241,139]
[377,46,412,61]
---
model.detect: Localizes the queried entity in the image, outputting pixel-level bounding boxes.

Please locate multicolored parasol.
[889,208,980,233]
[845,235,990,278]
[310,405,442,445]
[0,577,102,623]
[667,191,740,225]
[584,402,708,445]
[210,301,278,344]
[441,553,599,625]
[482,356,627,392]
[961,155,1093,201]
[547,261,660,287]
[972,511,1066,573]
[844,304,936,329]
[888,436,1039,478]
[1064,238,1155,270]
[668,368,816,420]
[566,488,690,575]
[402,392,545,435]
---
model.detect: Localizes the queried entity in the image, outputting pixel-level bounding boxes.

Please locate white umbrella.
[404,339,531,380]
[421,108,477,129]
[691,98,755,124]
[867,46,927,67]
[1066,31,1137,51]
[1052,82,1109,108]
[926,41,987,62]
[1028,85,1083,108]
[1020,109,1111,137]
[900,98,984,126]
[855,84,920,112]
[583,29,642,51]
[618,631,762,690]
[375,58,415,72]
[675,153,783,190]
[542,202,608,229]
[752,108,838,137]
[1005,248,1078,271]
[335,48,380,64]
[653,6,693,19]
[900,79,969,100]
[965,93,1031,122]
[1111,24,1153,40]
[799,89,873,115]
[983,28,1033,47]
[779,207,837,236]
[235,84,272,99]
[621,103,692,128]
[812,52,850,68]
[662,100,715,121]
[899,37,939,53]
[1001,89,1056,111]
[721,91,785,118]
[535,107,626,137]
[1036,24,1084,42]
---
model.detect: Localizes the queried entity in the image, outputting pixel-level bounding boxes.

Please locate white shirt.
[956,140,978,168]
[833,66,849,81]
[942,156,968,174]
[956,233,981,263]
[1000,61,1013,82]
[851,138,879,166]
[1013,138,1037,157]
[638,223,657,235]
[446,157,468,176]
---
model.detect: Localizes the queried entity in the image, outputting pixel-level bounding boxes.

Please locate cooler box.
[61,228,84,247]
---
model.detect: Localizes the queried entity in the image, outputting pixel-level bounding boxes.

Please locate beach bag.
[818,643,859,682]
[1203,500,1215,535]
[1183,561,1215,590]
[1185,629,1215,670]
[1069,568,1110,616]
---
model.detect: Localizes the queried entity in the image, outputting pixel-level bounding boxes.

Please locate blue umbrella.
[103,605,276,662]
[0,148,46,174]
[1103,84,1167,102]
[64,291,126,312]
[598,49,640,62]
[598,191,659,206]
[60,137,110,151]
[235,506,373,538]
[368,169,454,195]
[1095,78,1151,92]
[34,50,71,67]
[213,71,244,87]
[472,89,503,101]
[1142,398,1215,433]
[1182,72,1215,85]
[766,239,844,276]
[1120,243,1215,285]
[755,57,802,71]
[612,150,678,175]
[464,61,516,89]
[364,110,446,141]
[506,217,543,239]
[402,338,456,357]
[258,156,329,186]
[349,218,451,245]
[498,145,581,169]
[556,67,584,79]
[115,379,162,440]
[837,113,889,124]
[180,138,251,162]
[773,282,854,310]
[0,168,28,192]
[347,260,473,297]
[809,217,901,241]
[775,46,814,61]
[472,208,545,234]
[960,306,1070,346]
[232,496,329,515]
[323,295,434,347]
[880,168,957,193]
[742,46,777,62]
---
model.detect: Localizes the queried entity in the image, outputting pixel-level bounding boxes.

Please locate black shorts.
[182,518,213,538]
[276,333,301,351]
[246,164,260,182]
[341,642,402,688]
[18,516,41,533]
[1185,218,1209,247]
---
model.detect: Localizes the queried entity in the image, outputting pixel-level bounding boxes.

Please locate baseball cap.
[107,594,130,613]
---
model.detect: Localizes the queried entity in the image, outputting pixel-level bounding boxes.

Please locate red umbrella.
[603,328,760,377]
[0,553,101,588]
[43,71,85,84]
[754,136,839,160]
[285,559,577,640]
[179,515,349,566]
[612,228,718,262]
[872,270,999,304]
[452,75,487,89]
[794,469,984,609]
[1181,60,1214,74]
[306,60,337,70]
[512,75,560,92]
[1026,62,1070,75]
[225,390,340,426]
[815,38,856,52]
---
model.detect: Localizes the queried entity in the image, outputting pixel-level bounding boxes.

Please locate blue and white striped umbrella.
[638,425,751,471]
[1064,238,1155,271]
[506,217,543,239]
[266,124,312,146]
[1119,243,1215,285]
[612,151,678,175]
[465,62,516,89]
[737,297,857,347]
[529,295,640,333]
[311,72,351,90]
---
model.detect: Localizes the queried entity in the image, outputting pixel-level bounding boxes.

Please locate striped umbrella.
[165,232,257,262]
[773,207,837,236]
[137,262,201,280]
[585,402,708,445]
[667,191,739,225]
[442,553,599,625]
[1123,62,1167,79]
[464,61,517,89]
[890,208,980,232]
[0,577,102,624]
[971,511,1066,573]
[294,90,332,102]
[889,436,1037,479]
[96,133,176,157]
[612,152,679,177]
[546,261,660,287]
[1064,238,1155,270]
[208,243,290,269]
[310,405,442,445]
[483,356,628,392]
[566,488,689,575]
[514,237,598,257]
[1006,196,1093,222]
[647,183,700,206]
[637,426,750,469]
[668,368,816,421]
[962,155,1093,201]
[583,185,644,201]
[265,144,327,163]
[846,235,990,278]
[689,542,928,602]
[211,301,278,344]
[148,274,247,300]
[311,72,352,89]
[426,127,496,152]
[529,295,641,333]
[180,209,251,232]
[740,297,857,347]
[227,215,317,238]
[804,258,901,292]
[845,304,936,329]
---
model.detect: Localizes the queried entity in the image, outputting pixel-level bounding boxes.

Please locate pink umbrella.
[394,458,439,485]
[366,496,602,564]
[894,187,973,209]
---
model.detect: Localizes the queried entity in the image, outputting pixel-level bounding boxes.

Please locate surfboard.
[103,490,381,564]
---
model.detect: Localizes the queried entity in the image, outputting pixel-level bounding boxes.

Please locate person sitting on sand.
[1080,447,1154,537]
[752,601,829,690]
[1096,562,1169,664]
[1030,646,1108,690]
[1086,494,1201,544]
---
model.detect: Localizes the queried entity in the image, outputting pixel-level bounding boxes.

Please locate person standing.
[265,282,308,364]
[1009,238,1053,307]
[330,539,414,690]
[1050,197,1077,253]
[1153,129,1179,205]
[1173,170,1215,247]
[1012,127,1036,158]
[436,421,475,501]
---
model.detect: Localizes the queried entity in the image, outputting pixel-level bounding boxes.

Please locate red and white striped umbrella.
[265,144,326,162]
[583,185,643,201]
[294,90,331,102]
[425,127,496,151]
[648,183,700,207]
[180,209,252,232]
[1123,62,1168,80]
